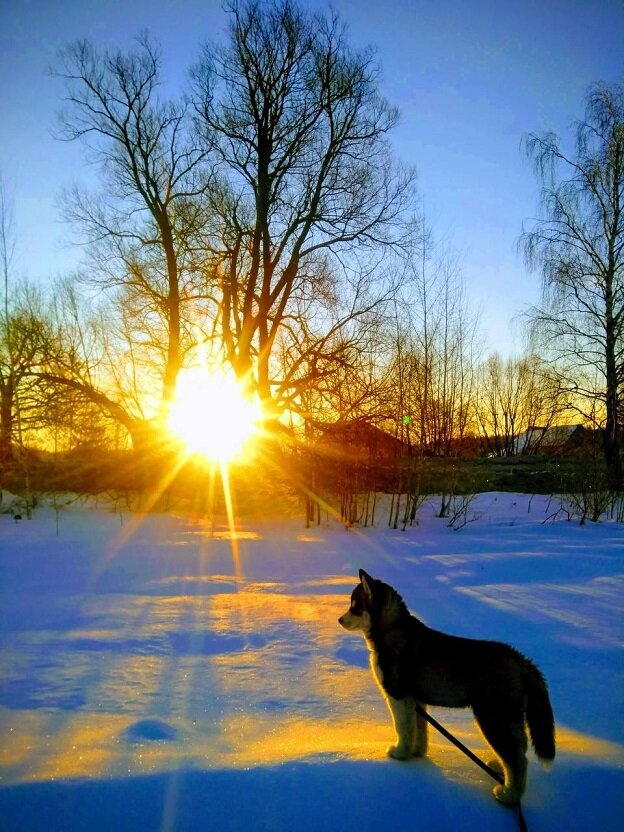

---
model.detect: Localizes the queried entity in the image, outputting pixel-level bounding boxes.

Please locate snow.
[0,492,622,831]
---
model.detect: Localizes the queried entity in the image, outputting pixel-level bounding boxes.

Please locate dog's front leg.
[386,696,413,760]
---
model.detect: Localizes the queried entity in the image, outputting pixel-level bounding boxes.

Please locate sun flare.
[167,367,261,463]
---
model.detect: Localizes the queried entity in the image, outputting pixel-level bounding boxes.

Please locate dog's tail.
[524,660,556,764]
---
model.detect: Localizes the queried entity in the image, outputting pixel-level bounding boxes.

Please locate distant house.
[513,424,587,455]
[314,420,405,465]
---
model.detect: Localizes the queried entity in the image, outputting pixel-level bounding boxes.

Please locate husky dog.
[338,570,555,806]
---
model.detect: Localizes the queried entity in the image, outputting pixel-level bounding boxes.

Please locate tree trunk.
[603,368,623,491]
[0,379,14,463]
[604,268,623,491]
[160,222,181,413]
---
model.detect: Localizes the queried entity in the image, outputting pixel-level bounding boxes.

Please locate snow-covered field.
[0,492,622,831]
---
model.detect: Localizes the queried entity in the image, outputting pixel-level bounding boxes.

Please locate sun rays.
[93,358,267,594]
[164,361,264,598]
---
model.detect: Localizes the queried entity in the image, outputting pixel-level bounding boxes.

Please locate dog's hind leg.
[474,708,527,806]
[411,701,428,757]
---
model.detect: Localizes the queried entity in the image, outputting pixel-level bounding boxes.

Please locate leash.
[415,704,528,832]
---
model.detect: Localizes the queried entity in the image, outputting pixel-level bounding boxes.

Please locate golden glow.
[167,366,261,463]
[5,699,623,785]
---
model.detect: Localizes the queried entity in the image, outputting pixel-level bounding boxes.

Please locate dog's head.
[338,569,378,635]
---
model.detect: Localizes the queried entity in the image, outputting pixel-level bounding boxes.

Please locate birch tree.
[522,81,624,489]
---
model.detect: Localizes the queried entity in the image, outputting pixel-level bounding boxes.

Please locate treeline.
[1,1,622,496]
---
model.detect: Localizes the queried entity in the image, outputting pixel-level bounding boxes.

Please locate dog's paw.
[492,784,520,807]
[387,744,410,761]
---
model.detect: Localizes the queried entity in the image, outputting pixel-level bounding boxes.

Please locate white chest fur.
[368,643,385,688]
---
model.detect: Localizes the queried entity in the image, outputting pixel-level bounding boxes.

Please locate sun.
[167,366,261,463]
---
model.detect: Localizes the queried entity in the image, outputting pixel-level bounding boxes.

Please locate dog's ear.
[359,569,373,599]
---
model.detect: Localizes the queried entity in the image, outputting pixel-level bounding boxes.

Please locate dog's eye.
[350,599,360,614]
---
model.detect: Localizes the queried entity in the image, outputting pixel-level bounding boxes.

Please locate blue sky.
[1,0,622,355]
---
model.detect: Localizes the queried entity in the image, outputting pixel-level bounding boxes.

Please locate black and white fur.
[338,569,555,807]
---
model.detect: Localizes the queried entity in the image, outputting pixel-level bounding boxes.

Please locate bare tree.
[521,80,624,490]
[381,225,479,517]
[192,0,415,420]
[0,174,14,328]
[475,353,563,457]
[0,173,14,461]
[275,261,396,421]
[405,243,478,458]
[0,177,54,462]
[0,283,52,463]
[53,35,213,418]
[35,279,156,453]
